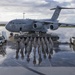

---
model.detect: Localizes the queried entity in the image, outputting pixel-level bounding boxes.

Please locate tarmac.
[0,42,75,75]
[0,40,75,67]
[0,27,75,75]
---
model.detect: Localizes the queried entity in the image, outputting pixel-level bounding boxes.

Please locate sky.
[0,0,75,23]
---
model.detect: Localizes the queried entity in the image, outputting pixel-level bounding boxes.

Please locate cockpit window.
[9,21,12,23]
[9,21,14,24]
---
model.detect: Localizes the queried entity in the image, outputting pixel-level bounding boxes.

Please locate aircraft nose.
[5,24,9,30]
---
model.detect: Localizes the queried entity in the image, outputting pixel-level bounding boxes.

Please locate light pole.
[23,13,25,19]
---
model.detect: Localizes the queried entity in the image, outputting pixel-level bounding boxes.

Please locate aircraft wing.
[43,21,75,27]
[58,22,75,27]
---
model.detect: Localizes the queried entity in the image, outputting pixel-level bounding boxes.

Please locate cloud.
[0,0,75,22]
[54,0,72,3]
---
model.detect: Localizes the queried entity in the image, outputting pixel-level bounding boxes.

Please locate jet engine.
[50,23,59,30]
[33,22,43,29]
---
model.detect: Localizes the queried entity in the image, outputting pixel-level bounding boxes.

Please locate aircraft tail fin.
[51,6,75,21]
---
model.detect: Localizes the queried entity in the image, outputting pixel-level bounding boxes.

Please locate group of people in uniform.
[15,37,53,65]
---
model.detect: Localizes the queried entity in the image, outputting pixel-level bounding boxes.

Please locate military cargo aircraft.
[5,6,75,33]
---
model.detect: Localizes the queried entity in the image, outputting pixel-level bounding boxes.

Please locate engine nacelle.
[33,22,43,29]
[50,23,59,30]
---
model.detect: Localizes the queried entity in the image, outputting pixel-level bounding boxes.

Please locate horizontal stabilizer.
[50,6,75,10]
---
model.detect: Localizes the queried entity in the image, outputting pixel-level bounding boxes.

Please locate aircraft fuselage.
[6,19,48,33]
